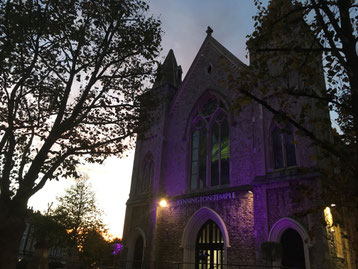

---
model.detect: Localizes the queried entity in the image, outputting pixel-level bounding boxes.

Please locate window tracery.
[190,95,230,190]
[271,124,297,169]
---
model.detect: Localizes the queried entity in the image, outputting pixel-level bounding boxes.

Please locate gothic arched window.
[137,154,154,194]
[190,95,230,190]
[271,125,297,169]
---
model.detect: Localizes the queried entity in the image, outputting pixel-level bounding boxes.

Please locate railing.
[96,260,292,269]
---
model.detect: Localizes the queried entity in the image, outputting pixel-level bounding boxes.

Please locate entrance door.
[195,220,224,269]
[280,228,306,269]
[133,236,144,269]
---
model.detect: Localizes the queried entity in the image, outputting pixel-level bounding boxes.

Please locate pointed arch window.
[137,154,154,194]
[272,125,297,169]
[190,95,230,190]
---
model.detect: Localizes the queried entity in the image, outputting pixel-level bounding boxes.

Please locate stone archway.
[126,227,146,269]
[280,228,306,268]
[268,217,311,269]
[181,207,230,269]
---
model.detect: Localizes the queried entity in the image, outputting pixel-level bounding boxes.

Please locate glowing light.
[331,203,336,207]
[112,243,123,255]
[159,199,168,207]
[324,207,333,227]
[248,191,253,194]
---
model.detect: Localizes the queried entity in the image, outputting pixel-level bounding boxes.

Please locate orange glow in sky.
[28,152,134,239]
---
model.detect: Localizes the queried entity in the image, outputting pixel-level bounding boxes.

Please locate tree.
[52,178,105,252]
[230,0,358,206]
[234,0,357,255]
[0,0,161,267]
[26,210,67,269]
[81,229,113,268]
[246,0,357,171]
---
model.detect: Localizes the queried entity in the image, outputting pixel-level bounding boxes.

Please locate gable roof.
[164,27,250,119]
[179,27,247,91]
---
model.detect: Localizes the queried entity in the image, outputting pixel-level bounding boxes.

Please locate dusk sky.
[28,0,269,239]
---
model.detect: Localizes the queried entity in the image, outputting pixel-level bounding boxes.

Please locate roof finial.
[206,26,213,36]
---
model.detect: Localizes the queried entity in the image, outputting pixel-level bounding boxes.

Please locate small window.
[137,154,154,194]
[271,125,297,169]
[207,64,213,74]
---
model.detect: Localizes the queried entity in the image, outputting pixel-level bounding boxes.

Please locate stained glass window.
[190,119,207,190]
[190,96,230,190]
[220,119,230,185]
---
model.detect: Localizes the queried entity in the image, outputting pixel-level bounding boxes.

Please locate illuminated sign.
[177,192,236,206]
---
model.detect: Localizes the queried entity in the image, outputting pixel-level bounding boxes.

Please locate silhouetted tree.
[26,210,67,269]
[81,229,112,268]
[0,0,161,267]
[234,0,357,256]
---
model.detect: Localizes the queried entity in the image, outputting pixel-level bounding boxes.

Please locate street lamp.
[159,199,168,207]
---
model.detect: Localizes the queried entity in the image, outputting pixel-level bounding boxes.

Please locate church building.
[121,2,356,268]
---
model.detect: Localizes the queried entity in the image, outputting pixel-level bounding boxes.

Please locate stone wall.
[153,189,255,267]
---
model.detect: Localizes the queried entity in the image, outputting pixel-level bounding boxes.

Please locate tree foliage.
[241,0,358,208]
[0,0,161,267]
[81,229,113,268]
[30,179,113,268]
[29,209,67,249]
[52,178,105,251]
[0,0,161,201]
[238,0,358,256]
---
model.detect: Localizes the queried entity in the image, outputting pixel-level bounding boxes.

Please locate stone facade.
[121,7,357,269]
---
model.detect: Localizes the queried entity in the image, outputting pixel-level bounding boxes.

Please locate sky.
[28,0,268,239]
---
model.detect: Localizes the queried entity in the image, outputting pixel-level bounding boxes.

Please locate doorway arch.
[133,236,144,269]
[280,228,306,268]
[181,207,230,269]
[126,227,146,269]
[195,220,224,269]
[268,217,311,269]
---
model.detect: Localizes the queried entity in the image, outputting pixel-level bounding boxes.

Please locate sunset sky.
[28,0,269,239]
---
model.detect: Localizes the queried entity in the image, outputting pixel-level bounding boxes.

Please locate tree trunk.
[0,199,27,269]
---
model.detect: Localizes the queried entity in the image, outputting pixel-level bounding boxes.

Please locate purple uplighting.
[112,243,123,255]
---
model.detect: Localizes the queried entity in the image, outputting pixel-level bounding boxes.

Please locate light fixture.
[159,199,168,207]
[330,203,336,207]
[324,207,333,227]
